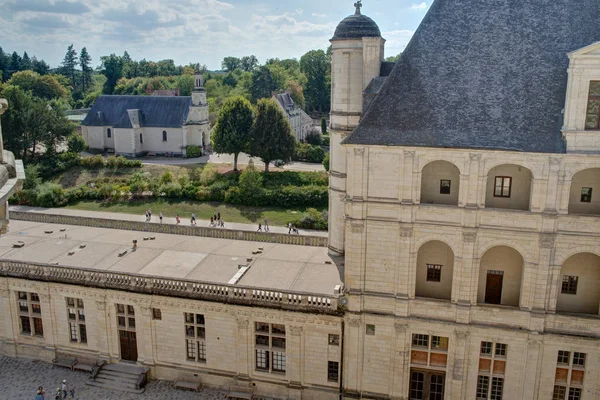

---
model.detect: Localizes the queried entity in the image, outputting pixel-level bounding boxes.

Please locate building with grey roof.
[82,74,210,157]
[272,90,313,142]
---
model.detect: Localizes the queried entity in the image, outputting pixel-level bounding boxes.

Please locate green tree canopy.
[249,98,297,172]
[61,44,78,88]
[211,96,254,171]
[222,57,241,72]
[80,47,92,92]
[100,54,124,94]
[6,70,69,100]
[250,66,275,102]
[385,53,402,62]
[300,49,331,112]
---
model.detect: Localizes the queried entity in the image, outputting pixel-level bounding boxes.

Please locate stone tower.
[184,74,211,150]
[328,1,384,255]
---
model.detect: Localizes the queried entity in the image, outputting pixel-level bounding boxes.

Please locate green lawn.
[65,199,325,227]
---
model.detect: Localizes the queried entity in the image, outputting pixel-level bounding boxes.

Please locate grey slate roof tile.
[82,95,191,129]
[344,0,600,154]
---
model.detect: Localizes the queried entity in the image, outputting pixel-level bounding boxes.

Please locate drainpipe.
[339,320,345,400]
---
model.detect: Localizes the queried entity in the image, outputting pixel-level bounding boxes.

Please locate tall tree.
[250,66,275,102]
[249,98,296,172]
[241,55,258,72]
[21,52,32,71]
[79,47,92,92]
[8,51,22,78]
[0,47,8,81]
[31,57,50,75]
[100,54,124,94]
[61,44,78,88]
[222,57,241,72]
[211,96,254,171]
[300,49,331,112]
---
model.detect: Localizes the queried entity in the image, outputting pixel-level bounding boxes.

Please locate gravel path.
[0,355,227,400]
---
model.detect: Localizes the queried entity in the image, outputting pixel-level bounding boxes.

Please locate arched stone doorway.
[478,246,523,307]
[415,241,454,301]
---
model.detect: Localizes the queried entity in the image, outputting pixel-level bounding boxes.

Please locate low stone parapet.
[9,210,328,247]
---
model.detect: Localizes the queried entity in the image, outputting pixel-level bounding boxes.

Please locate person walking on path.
[210,217,214,227]
[264,218,269,232]
[145,210,149,222]
[159,212,163,224]
[60,380,68,399]
[217,212,221,221]
[288,222,292,234]
[35,386,46,400]
[176,214,180,225]
[257,223,262,232]
[191,213,196,226]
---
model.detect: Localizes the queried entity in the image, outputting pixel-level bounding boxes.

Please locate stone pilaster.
[467,153,482,208]
[137,306,155,365]
[287,326,303,389]
[390,323,409,399]
[532,234,555,311]
[402,150,415,204]
[39,293,56,351]
[459,230,477,305]
[519,337,542,399]
[343,317,362,395]
[450,331,471,399]
[236,318,250,379]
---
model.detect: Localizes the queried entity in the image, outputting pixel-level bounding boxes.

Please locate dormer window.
[585,81,600,130]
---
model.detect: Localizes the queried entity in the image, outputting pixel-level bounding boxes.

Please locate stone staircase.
[86,362,149,394]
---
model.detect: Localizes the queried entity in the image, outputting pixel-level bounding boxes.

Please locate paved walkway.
[0,355,226,400]
[10,206,328,237]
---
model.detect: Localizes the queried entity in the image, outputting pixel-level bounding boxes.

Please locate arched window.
[107,128,111,138]
[162,130,167,141]
[139,133,143,144]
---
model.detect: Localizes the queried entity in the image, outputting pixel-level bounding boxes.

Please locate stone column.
[402,150,415,204]
[343,317,362,396]
[544,158,562,213]
[235,318,250,379]
[0,98,7,163]
[287,326,303,398]
[450,331,471,399]
[95,300,111,360]
[390,323,409,398]
[396,227,413,312]
[0,282,16,355]
[519,337,542,399]
[533,234,555,312]
[39,293,56,352]
[137,306,155,366]
[467,153,482,208]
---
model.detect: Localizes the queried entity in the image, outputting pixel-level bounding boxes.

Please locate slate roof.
[380,62,395,77]
[82,95,191,128]
[331,12,381,41]
[344,0,600,153]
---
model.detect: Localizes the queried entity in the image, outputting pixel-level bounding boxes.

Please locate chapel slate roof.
[344,0,600,153]
[331,12,381,40]
[82,95,191,128]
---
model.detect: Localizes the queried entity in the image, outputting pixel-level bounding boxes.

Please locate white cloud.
[312,13,326,18]
[410,2,428,10]
[383,29,415,55]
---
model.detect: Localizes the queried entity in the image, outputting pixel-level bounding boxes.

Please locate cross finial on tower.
[354,0,362,15]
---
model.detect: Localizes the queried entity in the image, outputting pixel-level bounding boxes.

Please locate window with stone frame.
[585,81,600,130]
[561,276,578,295]
[328,361,339,382]
[116,304,136,331]
[426,264,442,282]
[66,297,86,344]
[17,291,43,337]
[410,333,449,368]
[553,350,586,400]
[580,187,592,203]
[255,322,286,373]
[477,341,507,400]
[328,334,340,346]
[162,130,168,141]
[185,313,206,363]
[440,179,451,194]
[494,177,512,198]
[107,128,111,138]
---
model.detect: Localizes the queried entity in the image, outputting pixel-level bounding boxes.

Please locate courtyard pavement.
[10,206,328,237]
[0,355,227,400]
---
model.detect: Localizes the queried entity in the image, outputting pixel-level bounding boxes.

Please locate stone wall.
[10,211,328,248]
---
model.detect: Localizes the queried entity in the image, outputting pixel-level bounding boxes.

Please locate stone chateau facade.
[2,1,600,400]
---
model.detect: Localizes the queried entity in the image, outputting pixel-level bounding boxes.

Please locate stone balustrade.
[0,260,341,315]
[9,211,328,247]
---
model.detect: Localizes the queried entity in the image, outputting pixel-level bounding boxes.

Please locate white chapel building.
[81,75,210,157]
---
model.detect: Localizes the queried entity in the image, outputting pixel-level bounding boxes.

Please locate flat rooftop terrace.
[0,220,343,296]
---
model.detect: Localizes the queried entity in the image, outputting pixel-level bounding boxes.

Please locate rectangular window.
[431,336,448,350]
[495,343,507,357]
[162,131,168,141]
[557,351,570,365]
[17,292,43,337]
[568,388,582,400]
[481,341,493,355]
[184,313,206,363]
[65,298,86,344]
[412,334,429,348]
[561,276,578,295]
[328,361,339,382]
[572,352,586,367]
[116,304,135,332]
[440,179,451,194]
[580,187,592,203]
[255,322,287,373]
[328,334,340,346]
[490,377,504,400]
[366,324,375,335]
[554,351,586,399]
[477,375,489,399]
[139,133,143,144]
[585,81,600,130]
[152,308,162,320]
[494,177,512,198]
[107,128,112,138]
[426,264,442,282]
[553,386,567,400]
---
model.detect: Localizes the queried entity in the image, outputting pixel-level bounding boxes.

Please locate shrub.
[106,156,118,169]
[186,145,202,158]
[290,208,328,230]
[195,187,212,201]
[23,164,42,190]
[33,183,68,207]
[294,143,325,163]
[79,155,105,169]
[67,133,86,153]
[160,171,174,185]
[268,185,328,208]
[178,173,190,187]
[263,171,328,187]
[207,181,229,201]
[159,182,183,198]
[321,117,327,135]
[199,165,219,186]
[237,161,265,205]
[323,152,330,172]
[305,130,322,146]
[321,135,330,147]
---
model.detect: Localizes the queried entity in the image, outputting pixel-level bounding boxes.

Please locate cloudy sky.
[0,0,430,70]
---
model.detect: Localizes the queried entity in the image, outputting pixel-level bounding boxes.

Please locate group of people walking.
[210,212,225,228]
[34,379,73,399]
